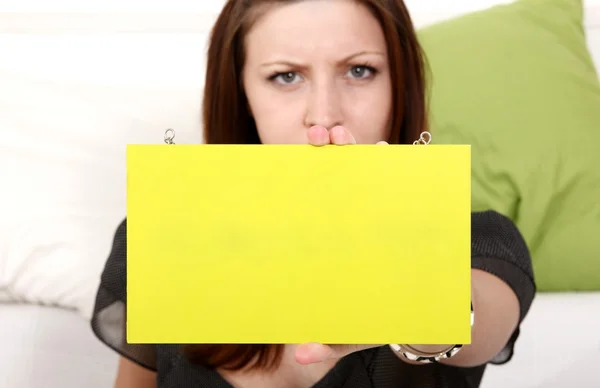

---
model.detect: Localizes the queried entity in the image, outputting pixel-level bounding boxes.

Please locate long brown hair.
[184,0,429,372]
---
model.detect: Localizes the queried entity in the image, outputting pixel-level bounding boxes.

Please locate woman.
[91,0,536,387]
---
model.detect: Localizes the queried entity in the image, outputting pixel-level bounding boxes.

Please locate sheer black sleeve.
[470,210,536,364]
[90,218,157,371]
[362,210,536,388]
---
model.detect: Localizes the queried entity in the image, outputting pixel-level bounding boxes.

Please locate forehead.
[244,0,386,62]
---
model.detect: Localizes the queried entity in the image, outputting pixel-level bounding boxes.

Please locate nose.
[304,80,343,130]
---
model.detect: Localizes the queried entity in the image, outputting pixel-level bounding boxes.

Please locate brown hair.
[185,0,429,372]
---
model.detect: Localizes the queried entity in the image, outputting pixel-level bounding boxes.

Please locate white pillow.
[0,70,200,318]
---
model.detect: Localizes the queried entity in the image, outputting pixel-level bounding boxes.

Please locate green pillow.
[418,0,600,291]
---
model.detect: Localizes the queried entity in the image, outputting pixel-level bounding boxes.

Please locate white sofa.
[1,1,599,387]
[2,293,600,388]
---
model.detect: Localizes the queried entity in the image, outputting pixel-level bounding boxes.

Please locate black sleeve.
[470,210,536,364]
[90,218,157,371]
[362,210,536,388]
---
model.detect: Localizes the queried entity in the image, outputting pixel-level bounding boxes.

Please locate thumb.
[307,125,330,146]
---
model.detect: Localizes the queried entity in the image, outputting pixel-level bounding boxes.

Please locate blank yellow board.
[126,144,472,345]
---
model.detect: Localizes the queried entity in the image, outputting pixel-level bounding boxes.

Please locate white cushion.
[0,304,118,388]
[1,293,598,388]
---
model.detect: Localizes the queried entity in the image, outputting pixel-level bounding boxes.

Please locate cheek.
[247,86,306,144]
[345,83,392,143]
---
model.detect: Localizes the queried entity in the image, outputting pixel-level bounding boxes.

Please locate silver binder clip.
[164,128,176,145]
[413,131,432,145]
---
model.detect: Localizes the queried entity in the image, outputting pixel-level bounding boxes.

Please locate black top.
[91,210,535,388]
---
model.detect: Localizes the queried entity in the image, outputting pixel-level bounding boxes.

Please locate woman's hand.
[307,125,388,146]
[296,125,388,365]
[294,343,382,365]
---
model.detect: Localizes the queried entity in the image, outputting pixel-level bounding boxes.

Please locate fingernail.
[330,127,344,143]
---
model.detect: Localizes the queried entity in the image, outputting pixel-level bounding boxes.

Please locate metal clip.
[413,131,432,145]
[164,128,176,145]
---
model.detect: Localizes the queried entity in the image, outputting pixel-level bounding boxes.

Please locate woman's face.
[242,0,393,144]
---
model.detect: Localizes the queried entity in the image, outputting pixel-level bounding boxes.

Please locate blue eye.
[271,72,301,84]
[348,65,375,79]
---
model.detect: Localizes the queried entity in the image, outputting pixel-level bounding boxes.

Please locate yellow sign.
[126,144,471,345]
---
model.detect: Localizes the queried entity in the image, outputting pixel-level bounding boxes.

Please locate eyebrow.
[259,50,386,68]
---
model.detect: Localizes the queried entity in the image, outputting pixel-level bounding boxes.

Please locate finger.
[307,125,331,146]
[294,344,379,365]
[329,126,356,145]
[376,141,389,145]
[294,343,336,365]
